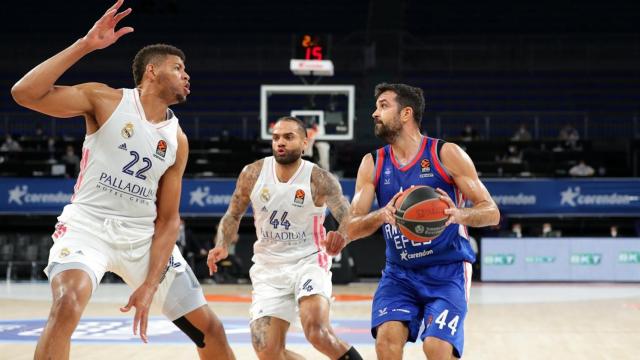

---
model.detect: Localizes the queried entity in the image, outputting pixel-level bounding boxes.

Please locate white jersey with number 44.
[250,156,330,269]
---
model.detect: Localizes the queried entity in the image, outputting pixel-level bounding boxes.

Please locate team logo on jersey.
[420,159,431,172]
[260,187,271,202]
[59,247,71,258]
[383,167,392,185]
[156,140,167,158]
[294,189,305,205]
[420,158,434,178]
[121,122,134,139]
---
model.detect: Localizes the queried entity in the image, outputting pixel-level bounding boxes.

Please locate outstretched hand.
[84,0,134,50]
[207,246,229,275]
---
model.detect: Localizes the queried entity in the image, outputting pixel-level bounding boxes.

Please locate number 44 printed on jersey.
[269,211,291,230]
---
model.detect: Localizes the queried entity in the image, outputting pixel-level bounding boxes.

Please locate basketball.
[394,186,450,242]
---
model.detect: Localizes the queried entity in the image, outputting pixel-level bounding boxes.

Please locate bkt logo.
[560,186,639,207]
[8,185,71,206]
[570,253,602,265]
[618,252,640,264]
[525,256,555,264]
[189,186,232,207]
[484,254,515,265]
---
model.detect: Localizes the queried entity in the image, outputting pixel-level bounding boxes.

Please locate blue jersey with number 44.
[373,136,475,268]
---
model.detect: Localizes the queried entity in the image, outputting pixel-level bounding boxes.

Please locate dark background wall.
[1,0,639,281]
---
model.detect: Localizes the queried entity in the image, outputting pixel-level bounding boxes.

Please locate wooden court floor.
[1,281,639,359]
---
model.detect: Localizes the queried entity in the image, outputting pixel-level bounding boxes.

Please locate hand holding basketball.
[83,0,134,51]
[435,187,460,226]
[378,191,402,227]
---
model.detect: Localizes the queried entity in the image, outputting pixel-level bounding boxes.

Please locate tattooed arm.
[311,165,351,231]
[207,159,263,274]
[311,166,355,256]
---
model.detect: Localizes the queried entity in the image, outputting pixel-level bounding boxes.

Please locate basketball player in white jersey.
[11,1,234,359]
[207,117,362,360]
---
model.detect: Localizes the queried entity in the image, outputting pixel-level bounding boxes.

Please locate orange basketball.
[394,185,450,242]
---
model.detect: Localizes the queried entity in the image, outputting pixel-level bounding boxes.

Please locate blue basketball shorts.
[371,261,472,358]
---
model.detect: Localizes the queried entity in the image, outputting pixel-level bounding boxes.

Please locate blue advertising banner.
[1,177,638,216]
[485,179,640,217]
[0,178,358,216]
[0,177,74,214]
[181,179,358,215]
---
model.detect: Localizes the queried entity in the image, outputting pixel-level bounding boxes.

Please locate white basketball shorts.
[44,211,206,321]
[249,254,333,324]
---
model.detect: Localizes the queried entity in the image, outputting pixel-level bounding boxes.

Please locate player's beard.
[374,117,402,143]
[273,148,302,165]
[172,83,188,104]
[158,74,187,104]
[175,92,187,104]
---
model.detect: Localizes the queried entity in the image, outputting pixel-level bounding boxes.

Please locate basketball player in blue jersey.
[11,1,234,359]
[322,83,500,359]
[208,117,362,360]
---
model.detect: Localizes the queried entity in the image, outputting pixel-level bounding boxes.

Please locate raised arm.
[11,0,133,119]
[438,142,500,227]
[207,159,263,273]
[119,127,189,343]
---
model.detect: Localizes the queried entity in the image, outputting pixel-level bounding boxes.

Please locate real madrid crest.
[59,247,71,258]
[260,187,271,202]
[121,122,134,139]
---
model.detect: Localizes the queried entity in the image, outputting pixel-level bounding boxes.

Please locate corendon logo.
[189,186,232,207]
[560,186,639,207]
[7,185,71,206]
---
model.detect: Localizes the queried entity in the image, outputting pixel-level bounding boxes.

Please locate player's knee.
[423,336,453,360]
[51,291,84,322]
[375,334,404,358]
[302,323,330,348]
[201,316,226,340]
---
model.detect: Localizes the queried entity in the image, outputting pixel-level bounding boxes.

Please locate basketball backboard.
[260,85,355,141]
